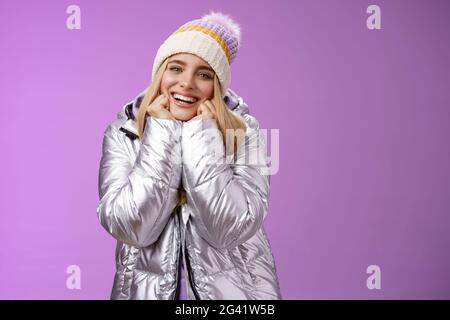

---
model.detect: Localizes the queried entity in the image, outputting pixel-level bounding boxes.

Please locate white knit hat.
[151,12,241,98]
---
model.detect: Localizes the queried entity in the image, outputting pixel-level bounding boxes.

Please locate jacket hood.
[116,88,250,140]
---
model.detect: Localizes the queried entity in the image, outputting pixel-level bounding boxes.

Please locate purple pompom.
[201,11,241,48]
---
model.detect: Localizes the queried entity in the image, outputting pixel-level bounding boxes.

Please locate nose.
[179,73,195,89]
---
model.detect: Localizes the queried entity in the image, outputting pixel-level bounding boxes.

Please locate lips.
[170,92,199,108]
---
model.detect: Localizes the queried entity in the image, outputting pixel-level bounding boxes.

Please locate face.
[159,53,215,121]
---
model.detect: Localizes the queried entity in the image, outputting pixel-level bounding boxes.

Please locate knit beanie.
[151,12,241,98]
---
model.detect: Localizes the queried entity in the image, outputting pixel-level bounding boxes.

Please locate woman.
[97,12,281,300]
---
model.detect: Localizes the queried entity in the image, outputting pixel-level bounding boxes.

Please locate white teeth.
[173,93,197,103]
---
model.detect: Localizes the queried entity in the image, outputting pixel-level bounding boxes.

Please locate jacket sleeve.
[181,110,270,249]
[96,116,182,248]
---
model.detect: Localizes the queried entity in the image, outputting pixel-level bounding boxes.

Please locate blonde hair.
[136,57,247,207]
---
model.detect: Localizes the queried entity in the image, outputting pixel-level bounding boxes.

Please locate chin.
[170,106,197,121]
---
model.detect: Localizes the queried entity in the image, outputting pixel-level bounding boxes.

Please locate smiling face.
[159,53,215,121]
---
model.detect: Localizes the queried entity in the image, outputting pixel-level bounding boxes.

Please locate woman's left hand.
[192,100,216,120]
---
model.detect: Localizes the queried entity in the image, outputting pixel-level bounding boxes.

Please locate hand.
[191,100,216,120]
[145,94,176,120]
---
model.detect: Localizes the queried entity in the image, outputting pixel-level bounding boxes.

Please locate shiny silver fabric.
[97,89,282,300]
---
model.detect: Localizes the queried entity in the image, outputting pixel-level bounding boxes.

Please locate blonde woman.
[97,12,281,300]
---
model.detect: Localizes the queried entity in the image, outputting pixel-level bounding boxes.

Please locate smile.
[171,92,199,108]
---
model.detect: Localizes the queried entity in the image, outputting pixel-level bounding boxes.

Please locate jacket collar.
[117,89,144,140]
[119,106,139,140]
[118,88,248,141]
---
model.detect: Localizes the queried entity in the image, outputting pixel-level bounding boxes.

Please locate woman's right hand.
[145,94,176,120]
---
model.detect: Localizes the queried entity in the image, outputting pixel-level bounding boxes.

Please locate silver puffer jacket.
[97,88,282,300]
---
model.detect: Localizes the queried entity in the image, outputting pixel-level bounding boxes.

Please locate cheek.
[160,74,175,93]
[200,82,214,99]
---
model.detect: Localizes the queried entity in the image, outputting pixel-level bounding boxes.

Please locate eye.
[199,72,213,80]
[169,66,182,72]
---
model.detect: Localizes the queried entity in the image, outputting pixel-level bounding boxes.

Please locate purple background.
[1,0,449,299]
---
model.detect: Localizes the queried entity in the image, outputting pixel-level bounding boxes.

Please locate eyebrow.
[168,59,215,73]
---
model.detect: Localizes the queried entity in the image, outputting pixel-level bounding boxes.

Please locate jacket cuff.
[137,117,183,189]
[181,118,226,189]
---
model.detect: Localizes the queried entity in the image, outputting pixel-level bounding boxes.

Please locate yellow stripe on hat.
[173,25,232,64]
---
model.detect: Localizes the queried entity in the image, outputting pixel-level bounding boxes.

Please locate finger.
[205,100,216,113]
[164,106,174,117]
[197,102,205,115]
[204,100,215,112]
[205,100,217,117]
[201,102,214,118]
[202,101,212,113]
[153,94,165,105]
[160,94,169,104]
[157,95,169,110]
